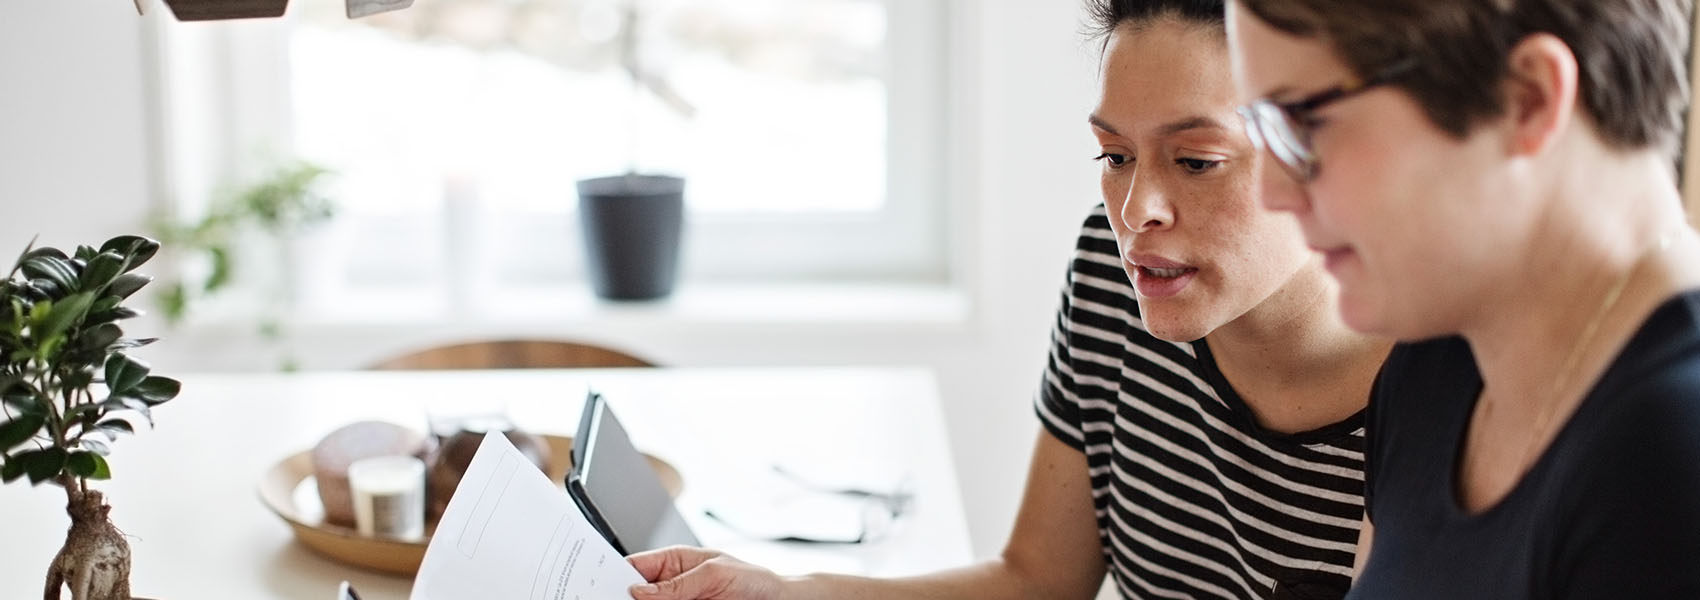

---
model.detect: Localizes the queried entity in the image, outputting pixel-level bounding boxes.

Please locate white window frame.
[146,0,952,317]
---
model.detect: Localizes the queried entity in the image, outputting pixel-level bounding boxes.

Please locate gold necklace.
[1519,232,1674,469]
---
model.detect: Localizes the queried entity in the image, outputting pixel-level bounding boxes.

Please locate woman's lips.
[1129,255,1198,299]
[1318,246,1355,274]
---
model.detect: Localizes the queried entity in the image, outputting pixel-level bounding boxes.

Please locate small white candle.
[347,455,426,540]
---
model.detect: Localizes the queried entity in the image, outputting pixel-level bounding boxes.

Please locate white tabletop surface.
[0,367,971,599]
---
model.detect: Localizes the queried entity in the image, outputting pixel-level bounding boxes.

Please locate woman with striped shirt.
[626,2,1390,598]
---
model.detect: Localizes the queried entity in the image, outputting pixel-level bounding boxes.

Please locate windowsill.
[145,280,973,371]
[179,280,973,335]
[489,281,970,328]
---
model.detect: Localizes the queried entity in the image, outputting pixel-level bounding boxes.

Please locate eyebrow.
[1259,86,1299,103]
[1156,116,1231,136]
[1087,114,1124,137]
[1088,114,1232,138]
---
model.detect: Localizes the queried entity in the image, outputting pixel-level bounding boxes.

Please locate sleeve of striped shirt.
[1035,249,1088,452]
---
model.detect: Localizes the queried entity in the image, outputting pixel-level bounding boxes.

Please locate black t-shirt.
[1349,290,1700,599]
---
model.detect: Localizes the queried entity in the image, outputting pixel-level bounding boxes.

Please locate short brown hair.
[1086,0,1225,40]
[1235,0,1692,157]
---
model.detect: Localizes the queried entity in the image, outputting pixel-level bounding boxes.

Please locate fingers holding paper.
[627,546,784,600]
[627,545,719,582]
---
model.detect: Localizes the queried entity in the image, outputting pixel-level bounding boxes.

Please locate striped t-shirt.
[1035,206,1367,600]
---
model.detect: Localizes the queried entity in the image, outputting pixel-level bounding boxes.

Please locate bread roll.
[311,421,430,527]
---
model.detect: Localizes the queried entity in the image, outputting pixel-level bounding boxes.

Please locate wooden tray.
[257,434,682,576]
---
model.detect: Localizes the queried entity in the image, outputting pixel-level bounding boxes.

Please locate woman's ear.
[1500,33,1579,157]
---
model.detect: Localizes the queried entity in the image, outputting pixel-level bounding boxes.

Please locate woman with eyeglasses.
[625,2,1391,599]
[1228,0,1700,597]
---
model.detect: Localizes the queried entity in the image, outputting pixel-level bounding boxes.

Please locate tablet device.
[567,391,700,555]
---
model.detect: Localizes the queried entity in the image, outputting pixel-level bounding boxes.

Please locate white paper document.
[411,432,645,600]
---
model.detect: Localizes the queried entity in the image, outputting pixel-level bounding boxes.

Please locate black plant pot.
[161,0,288,20]
[577,174,685,300]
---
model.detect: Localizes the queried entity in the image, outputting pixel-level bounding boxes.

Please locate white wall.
[0,0,1101,561]
[0,0,157,248]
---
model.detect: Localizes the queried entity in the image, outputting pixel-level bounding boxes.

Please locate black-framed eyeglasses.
[701,465,915,545]
[1238,58,1418,182]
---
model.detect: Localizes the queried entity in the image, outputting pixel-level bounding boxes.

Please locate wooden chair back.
[367,339,655,370]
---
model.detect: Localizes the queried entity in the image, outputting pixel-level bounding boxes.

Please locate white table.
[0,367,971,599]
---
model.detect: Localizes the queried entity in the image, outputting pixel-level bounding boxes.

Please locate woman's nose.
[1120,176,1173,233]
[1257,158,1309,214]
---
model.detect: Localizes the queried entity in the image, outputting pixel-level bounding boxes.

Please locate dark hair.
[1235,0,1692,157]
[1085,0,1226,42]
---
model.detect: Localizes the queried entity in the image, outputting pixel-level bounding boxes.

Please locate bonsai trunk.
[44,477,131,600]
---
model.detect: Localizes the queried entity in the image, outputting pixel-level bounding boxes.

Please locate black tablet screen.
[570,392,699,554]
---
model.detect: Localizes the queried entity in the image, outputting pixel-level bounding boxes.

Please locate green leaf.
[8,236,40,280]
[84,306,141,325]
[57,367,94,392]
[94,419,134,438]
[79,323,122,353]
[99,236,159,271]
[78,252,124,293]
[65,451,109,480]
[27,279,63,301]
[107,273,151,299]
[0,414,44,450]
[205,246,231,292]
[99,396,141,412]
[21,246,67,263]
[105,353,150,395]
[1,458,25,483]
[134,376,180,405]
[28,299,49,328]
[35,337,64,366]
[99,397,152,426]
[2,387,47,417]
[34,292,95,350]
[159,282,188,325]
[108,337,156,352]
[64,402,98,424]
[77,438,111,457]
[73,245,97,262]
[17,447,67,484]
[89,295,120,314]
[20,255,77,295]
[7,297,25,331]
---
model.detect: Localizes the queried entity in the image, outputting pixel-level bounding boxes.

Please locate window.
[155,0,950,319]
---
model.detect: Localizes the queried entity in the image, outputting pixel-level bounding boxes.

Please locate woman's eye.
[1176,157,1223,174]
[1093,153,1130,167]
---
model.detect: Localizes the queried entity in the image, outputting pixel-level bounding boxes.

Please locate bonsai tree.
[0,235,182,600]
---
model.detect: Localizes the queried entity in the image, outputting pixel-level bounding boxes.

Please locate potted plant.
[151,160,335,371]
[310,0,694,300]
[0,235,182,600]
[133,0,412,21]
[576,0,693,301]
[157,0,290,21]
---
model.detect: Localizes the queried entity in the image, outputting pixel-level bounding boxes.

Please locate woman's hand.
[627,546,786,600]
